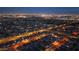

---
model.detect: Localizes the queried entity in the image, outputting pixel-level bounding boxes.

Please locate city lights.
[0,13,79,51]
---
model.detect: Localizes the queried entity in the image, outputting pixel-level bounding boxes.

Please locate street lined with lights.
[0,27,53,44]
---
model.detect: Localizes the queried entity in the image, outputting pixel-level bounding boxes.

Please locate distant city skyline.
[0,7,79,14]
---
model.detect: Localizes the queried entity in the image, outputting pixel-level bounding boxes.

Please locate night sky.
[0,7,79,14]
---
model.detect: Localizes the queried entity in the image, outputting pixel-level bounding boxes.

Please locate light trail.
[0,27,52,44]
[45,36,69,51]
[9,34,48,51]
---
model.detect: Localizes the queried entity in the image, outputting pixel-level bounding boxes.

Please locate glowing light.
[52,41,60,46]
[72,32,79,36]
[52,34,59,38]
[0,27,52,44]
